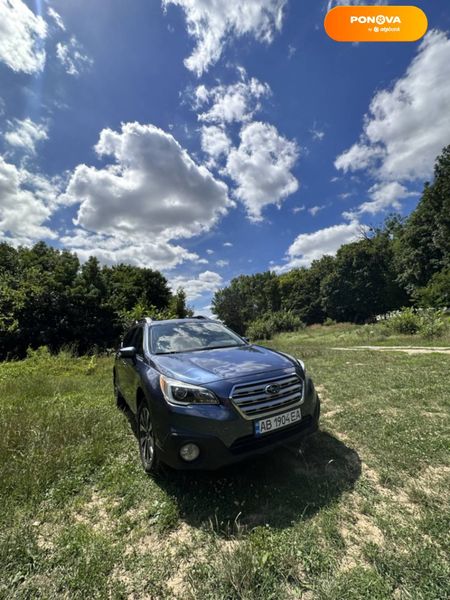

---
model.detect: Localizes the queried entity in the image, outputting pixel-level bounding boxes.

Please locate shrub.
[246,310,304,340]
[383,308,421,335]
[379,307,448,338]
[324,317,337,327]
[417,308,448,338]
[246,319,275,341]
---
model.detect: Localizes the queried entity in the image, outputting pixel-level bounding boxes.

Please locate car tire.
[137,400,160,475]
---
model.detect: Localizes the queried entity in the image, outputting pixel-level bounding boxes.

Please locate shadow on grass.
[159,431,360,534]
[121,405,360,533]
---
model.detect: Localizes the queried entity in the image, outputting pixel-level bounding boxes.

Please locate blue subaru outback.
[113,317,320,473]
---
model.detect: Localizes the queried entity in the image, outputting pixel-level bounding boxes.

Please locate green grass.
[0,330,449,599]
[274,320,450,348]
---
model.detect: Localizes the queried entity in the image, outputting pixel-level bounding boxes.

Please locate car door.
[116,327,137,404]
[126,326,144,414]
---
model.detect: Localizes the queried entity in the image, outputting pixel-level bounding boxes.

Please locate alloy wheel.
[139,406,154,468]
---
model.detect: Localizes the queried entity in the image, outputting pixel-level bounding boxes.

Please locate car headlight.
[159,375,219,405]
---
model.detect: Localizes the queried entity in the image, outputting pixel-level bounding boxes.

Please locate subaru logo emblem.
[265,384,280,395]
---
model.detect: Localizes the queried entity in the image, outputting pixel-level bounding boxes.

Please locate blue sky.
[1,0,450,314]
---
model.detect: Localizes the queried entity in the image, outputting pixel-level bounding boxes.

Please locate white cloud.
[326,0,388,10]
[335,143,383,173]
[311,128,325,141]
[162,0,288,76]
[170,270,223,300]
[223,242,233,247]
[206,249,214,255]
[61,122,233,270]
[0,0,47,73]
[292,205,305,214]
[335,30,450,214]
[275,219,368,272]
[200,125,231,160]
[359,182,417,215]
[60,229,198,270]
[216,259,229,267]
[308,204,325,216]
[226,121,299,221]
[195,304,215,318]
[47,7,65,31]
[195,75,271,124]
[56,36,93,76]
[0,156,57,245]
[4,118,48,155]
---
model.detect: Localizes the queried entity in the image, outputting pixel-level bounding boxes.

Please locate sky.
[1,0,450,315]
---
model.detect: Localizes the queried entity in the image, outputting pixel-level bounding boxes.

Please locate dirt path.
[332,345,450,355]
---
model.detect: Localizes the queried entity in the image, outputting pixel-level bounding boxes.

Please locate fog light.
[179,443,200,462]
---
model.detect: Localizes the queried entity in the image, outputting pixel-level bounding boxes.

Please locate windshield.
[150,321,246,354]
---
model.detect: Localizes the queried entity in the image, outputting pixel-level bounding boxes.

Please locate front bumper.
[157,392,320,470]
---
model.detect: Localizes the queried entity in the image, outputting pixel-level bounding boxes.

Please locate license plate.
[255,408,301,436]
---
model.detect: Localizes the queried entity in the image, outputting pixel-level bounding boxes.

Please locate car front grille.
[230,373,304,420]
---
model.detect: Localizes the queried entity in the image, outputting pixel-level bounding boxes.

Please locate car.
[113,317,320,473]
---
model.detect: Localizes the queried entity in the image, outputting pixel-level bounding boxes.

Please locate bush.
[383,308,421,335]
[379,307,448,338]
[417,308,448,338]
[246,319,275,341]
[246,310,304,340]
[324,317,337,327]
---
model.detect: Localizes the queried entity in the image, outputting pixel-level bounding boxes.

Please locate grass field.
[1,327,449,599]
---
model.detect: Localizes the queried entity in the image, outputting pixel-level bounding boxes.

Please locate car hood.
[152,345,296,385]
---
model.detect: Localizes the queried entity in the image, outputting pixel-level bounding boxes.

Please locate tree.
[0,241,175,359]
[321,233,408,323]
[104,264,171,313]
[169,288,191,318]
[414,267,450,308]
[279,255,336,324]
[70,257,118,353]
[212,272,281,334]
[397,145,450,292]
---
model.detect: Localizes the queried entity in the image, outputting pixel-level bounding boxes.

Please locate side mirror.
[119,346,136,359]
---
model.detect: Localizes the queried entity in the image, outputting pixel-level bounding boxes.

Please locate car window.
[150,321,245,354]
[123,327,136,347]
[134,327,144,355]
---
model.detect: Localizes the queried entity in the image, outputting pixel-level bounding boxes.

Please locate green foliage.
[380,307,448,338]
[324,317,337,327]
[416,308,448,338]
[382,308,421,335]
[0,242,186,359]
[396,145,450,291]
[169,287,193,318]
[279,255,335,324]
[247,310,304,340]
[212,272,281,334]
[321,232,409,323]
[414,267,450,308]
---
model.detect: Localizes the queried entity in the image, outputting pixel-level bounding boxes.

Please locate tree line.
[1,146,449,357]
[0,244,190,359]
[213,146,450,335]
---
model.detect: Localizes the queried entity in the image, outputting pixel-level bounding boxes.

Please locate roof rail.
[135,317,154,325]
